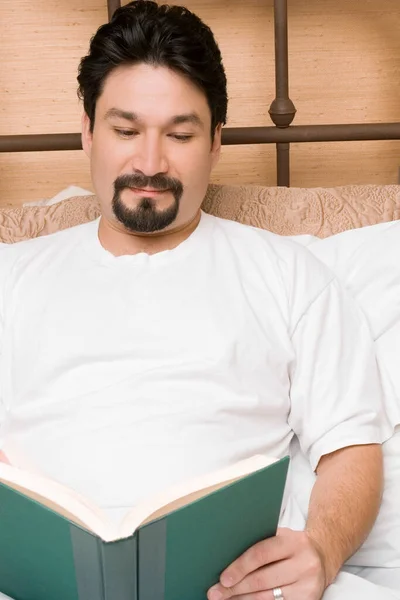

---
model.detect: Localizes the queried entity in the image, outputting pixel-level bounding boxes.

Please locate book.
[0,454,289,600]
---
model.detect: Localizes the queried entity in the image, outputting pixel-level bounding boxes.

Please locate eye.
[114,129,138,139]
[169,134,193,142]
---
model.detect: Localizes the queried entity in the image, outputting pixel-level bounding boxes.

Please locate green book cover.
[0,455,289,600]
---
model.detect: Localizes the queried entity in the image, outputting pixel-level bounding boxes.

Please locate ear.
[81,112,93,158]
[210,123,222,169]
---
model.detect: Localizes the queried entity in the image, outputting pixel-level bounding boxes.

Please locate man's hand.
[207,444,383,600]
[207,528,327,600]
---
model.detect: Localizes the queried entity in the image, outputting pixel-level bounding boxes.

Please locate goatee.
[112,173,183,233]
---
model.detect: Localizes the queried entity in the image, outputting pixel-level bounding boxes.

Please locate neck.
[98,210,201,256]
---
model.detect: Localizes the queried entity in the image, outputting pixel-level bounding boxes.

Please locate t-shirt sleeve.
[288,276,392,472]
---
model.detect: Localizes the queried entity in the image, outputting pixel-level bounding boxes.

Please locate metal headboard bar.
[2,122,400,153]
[107,0,121,20]
[269,0,296,186]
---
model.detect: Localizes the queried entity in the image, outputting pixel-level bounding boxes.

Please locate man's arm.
[307,443,383,586]
[207,267,388,600]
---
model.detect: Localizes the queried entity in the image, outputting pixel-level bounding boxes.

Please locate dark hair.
[77,0,227,136]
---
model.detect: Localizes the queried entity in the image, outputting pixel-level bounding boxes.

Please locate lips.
[129,187,168,194]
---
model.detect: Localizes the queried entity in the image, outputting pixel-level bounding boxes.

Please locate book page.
[3,481,92,530]
[0,463,118,540]
[0,454,277,542]
[119,454,277,538]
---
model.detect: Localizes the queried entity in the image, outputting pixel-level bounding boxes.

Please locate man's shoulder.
[209,213,329,270]
[208,212,292,246]
[208,214,335,310]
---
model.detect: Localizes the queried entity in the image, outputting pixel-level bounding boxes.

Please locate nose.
[132,134,168,176]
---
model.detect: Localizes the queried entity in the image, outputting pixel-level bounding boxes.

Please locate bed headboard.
[1,0,399,189]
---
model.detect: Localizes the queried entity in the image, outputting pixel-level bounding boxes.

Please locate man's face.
[82,63,221,234]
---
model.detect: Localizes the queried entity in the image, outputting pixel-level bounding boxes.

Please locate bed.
[1,0,400,190]
[0,0,399,596]
[1,0,400,240]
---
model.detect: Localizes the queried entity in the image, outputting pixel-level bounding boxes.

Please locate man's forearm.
[305,444,383,586]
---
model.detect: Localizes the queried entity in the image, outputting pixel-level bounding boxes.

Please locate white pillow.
[23,185,93,207]
[307,221,400,429]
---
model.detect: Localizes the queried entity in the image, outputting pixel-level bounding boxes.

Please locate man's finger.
[221,559,297,597]
[220,529,295,588]
[229,583,293,600]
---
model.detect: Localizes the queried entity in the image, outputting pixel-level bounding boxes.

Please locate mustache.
[114,173,183,195]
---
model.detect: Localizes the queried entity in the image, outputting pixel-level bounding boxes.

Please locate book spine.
[70,525,137,600]
[137,518,167,600]
[100,536,138,600]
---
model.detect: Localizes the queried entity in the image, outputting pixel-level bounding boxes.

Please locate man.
[0,2,393,599]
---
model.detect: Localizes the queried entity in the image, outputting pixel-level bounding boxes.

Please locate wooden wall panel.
[0,0,399,206]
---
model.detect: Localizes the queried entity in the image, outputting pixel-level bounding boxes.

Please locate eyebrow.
[104,108,204,129]
[105,108,139,122]
[170,113,204,129]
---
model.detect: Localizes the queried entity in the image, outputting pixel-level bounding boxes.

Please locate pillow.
[2,182,400,243]
[0,195,100,243]
[308,220,400,429]
[202,183,400,237]
[22,186,93,207]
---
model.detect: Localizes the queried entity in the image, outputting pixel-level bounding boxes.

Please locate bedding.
[1,183,400,243]
[22,185,93,207]
[307,220,400,430]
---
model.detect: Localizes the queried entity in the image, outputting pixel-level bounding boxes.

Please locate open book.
[0,454,289,600]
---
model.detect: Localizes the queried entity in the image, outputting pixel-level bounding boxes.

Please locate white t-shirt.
[0,212,388,520]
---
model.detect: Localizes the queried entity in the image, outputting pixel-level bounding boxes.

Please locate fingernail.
[220,574,234,587]
[208,589,223,600]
